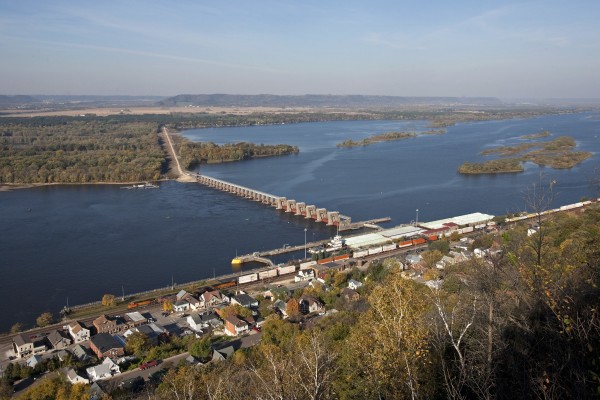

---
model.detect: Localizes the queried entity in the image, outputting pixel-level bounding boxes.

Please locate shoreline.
[0,178,172,192]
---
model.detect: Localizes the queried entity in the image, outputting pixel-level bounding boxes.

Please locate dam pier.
[196,174,349,227]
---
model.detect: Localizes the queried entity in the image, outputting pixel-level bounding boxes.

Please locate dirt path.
[160,127,196,182]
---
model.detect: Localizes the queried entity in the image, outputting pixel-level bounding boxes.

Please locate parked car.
[139,360,158,370]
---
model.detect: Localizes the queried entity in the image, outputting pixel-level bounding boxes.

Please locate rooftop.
[418,212,494,230]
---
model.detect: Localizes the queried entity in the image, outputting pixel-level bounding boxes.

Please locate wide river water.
[1,113,599,331]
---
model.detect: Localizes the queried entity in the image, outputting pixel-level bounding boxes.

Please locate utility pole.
[304,228,308,259]
[121,285,125,302]
[416,209,419,226]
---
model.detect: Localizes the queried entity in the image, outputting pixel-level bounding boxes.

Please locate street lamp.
[416,209,419,226]
[304,228,308,259]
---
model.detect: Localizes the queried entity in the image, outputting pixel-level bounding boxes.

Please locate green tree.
[36,312,53,327]
[125,332,151,356]
[422,249,443,268]
[188,336,212,360]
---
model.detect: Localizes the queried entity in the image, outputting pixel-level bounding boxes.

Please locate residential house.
[341,288,360,302]
[68,321,91,343]
[55,349,71,362]
[26,355,42,368]
[200,290,224,308]
[89,333,125,359]
[295,270,314,282]
[299,295,324,315]
[12,333,47,358]
[272,299,288,318]
[124,312,147,328]
[173,299,190,313]
[212,346,234,362]
[187,314,204,332]
[230,293,259,309]
[347,279,363,291]
[406,254,422,265]
[123,323,167,346]
[47,330,72,350]
[93,315,124,334]
[86,357,120,382]
[183,294,201,310]
[224,315,248,336]
[66,368,89,384]
[72,344,91,361]
[263,286,290,301]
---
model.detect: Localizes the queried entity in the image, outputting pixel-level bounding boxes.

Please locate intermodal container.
[277,265,296,275]
[258,269,278,279]
[353,250,369,258]
[300,261,317,270]
[382,244,397,252]
[334,254,350,261]
[238,273,258,284]
[413,238,427,245]
[368,247,383,255]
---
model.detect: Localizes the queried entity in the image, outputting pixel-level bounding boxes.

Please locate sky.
[0,0,599,98]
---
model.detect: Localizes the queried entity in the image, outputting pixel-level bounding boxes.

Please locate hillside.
[158,94,503,108]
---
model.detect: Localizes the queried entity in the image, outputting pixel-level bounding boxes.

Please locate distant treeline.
[0,116,300,185]
[177,141,299,169]
[0,118,165,184]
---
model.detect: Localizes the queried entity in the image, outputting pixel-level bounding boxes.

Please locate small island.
[337,129,445,148]
[459,134,592,175]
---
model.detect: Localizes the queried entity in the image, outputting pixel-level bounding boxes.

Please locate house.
[26,354,42,368]
[124,312,147,328]
[89,333,125,359]
[86,357,120,382]
[406,254,422,265]
[341,288,360,302]
[173,299,190,313]
[224,315,248,336]
[47,330,72,350]
[123,323,166,346]
[183,294,201,310]
[200,290,224,308]
[89,382,107,400]
[187,314,204,332]
[55,349,71,362]
[272,299,288,318]
[68,321,91,343]
[230,293,259,309]
[93,315,124,334]
[263,286,291,301]
[347,279,363,290]
[299,295,324,314]
[212,346,235,362]
[12,333,47,358]
[295,269,314,282]
[66,368,89,384]
[72,344,91,361]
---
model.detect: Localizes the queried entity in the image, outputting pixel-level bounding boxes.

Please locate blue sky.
[1,1,599,97]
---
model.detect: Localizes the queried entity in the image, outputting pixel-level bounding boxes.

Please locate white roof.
[344,233,391,249]
[380,225,425,240]
[419,212,494,230]
[125,311,146,323]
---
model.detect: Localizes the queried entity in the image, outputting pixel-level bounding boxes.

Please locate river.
[0,112,599,331]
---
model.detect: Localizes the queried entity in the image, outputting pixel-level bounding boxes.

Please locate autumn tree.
[101,294,116,307]
[342,270,434,399]
[10,322,23,334]
[36,312,53,327]
[286,298,300,319]
[162,300,173,313]
[422,249,443,268]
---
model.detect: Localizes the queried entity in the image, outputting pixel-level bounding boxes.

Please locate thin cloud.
[1,35,284,74]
